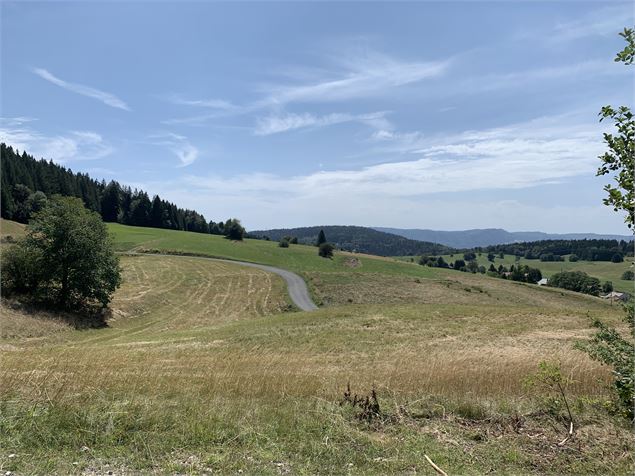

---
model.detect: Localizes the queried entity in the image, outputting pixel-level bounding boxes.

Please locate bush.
[569,254,579,262]
[612,253,624,263]
[621,270,634,281]
[224,219,245,241]
[278,239,289,248]
[603,281,614,293]
[1,241,43,295]
[318,242,334,259]
[549,271,601,296]
[577,303,634,420]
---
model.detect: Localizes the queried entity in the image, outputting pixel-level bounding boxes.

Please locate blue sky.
[1,1,633,233]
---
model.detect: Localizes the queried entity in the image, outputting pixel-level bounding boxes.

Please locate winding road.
[125,252,318,312]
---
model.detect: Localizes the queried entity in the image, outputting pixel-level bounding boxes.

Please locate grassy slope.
[430,252,634,293]
[1,221,633,474]
[0,217,25,237]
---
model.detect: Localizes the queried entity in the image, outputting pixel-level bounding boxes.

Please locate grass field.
[409,252,634,294]
[1,221,634,474]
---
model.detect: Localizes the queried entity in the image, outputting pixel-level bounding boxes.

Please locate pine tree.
[316,229,327,247]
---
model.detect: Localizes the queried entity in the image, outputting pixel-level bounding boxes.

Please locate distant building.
[602,291,629,302]
[537,278,548,286]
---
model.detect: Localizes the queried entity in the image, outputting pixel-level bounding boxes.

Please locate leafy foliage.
[1,196,122,310]
[223,218,245,241]
[548,271,601,296]
[577,304,634,420]
[524,361,574,422]
[597,28,635,228]
[318,242,334,259]
[578,28,635,422]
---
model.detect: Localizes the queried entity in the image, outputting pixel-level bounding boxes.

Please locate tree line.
[418,252,543,284]
[1,143,245,239]
[482,239,632,262]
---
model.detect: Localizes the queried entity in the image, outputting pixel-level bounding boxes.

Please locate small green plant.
[577,303,634,421]
[525,361,575,443]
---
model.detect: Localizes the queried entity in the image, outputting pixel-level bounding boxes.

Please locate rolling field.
[1,222,634,474]
[427,253,634,293]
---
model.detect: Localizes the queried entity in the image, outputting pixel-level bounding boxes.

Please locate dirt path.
[124,252,318,312]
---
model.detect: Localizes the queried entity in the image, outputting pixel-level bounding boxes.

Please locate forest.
[0,143,241,237]
[482,239,632,262]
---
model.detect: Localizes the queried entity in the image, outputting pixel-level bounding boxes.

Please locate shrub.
[577,303,634,421]
[569,254,580,262]
[612,253,624,263]
[278,239,289,248]
[1,241,43,295]
[549,271,601,296]
[621,270,634,281]
[318,242,334,259]
[224,219,245,241]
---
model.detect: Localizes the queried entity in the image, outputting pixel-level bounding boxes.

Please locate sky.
[1,1,633,234]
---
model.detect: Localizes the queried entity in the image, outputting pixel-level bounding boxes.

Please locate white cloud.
[162,49,449,125]
[32,68,130,110]
[0,122,113,163]
[166,95,236,110]
[174,114,604,200]
[149,132,199,167]
[551,5,632,42]
[465,59,628,93]
[254,111,391,136]
[260,52,449,105]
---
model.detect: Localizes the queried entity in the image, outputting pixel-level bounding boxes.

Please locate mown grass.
[1,222,633,473]
[2,251,633,474]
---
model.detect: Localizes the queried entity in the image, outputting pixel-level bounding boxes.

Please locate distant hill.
[374,227,634,249]
[249,225,451,257]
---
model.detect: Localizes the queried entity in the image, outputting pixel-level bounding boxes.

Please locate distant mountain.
[374,227,634,249]
[249,226,452,257]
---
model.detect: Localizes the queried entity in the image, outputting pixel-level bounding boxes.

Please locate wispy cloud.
[149,132,199,167]
[254,111,391,136]
[32,68,130,110]
[0,119,113,163]
[166,95,237,110]
[180,113,604,199]
[551,5,632,42]
[162,49,450,125]
[469,59,627,93]
[260,52,450,105]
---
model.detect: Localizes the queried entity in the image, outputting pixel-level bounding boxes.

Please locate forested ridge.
[483,239,633,262]
[250,225,452,257]
[0,143,238,235]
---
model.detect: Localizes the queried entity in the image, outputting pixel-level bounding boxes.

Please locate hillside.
[376,226,634,248]
[249,225,451,256]
[2,221,631,474]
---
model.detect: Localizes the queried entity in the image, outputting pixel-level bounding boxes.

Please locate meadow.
[427,253,633,294]
[1,221,633,474]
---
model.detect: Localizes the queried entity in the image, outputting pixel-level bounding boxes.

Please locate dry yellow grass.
[1,252,632,474]
[307,269,614,312]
